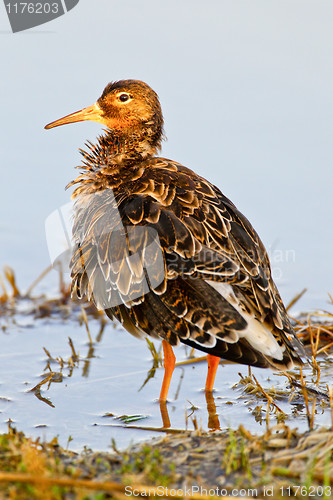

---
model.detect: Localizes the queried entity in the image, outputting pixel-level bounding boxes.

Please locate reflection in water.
[160,391,221,431]
[30,318,106,409]
[205,391,221,431]
[29,326,332,438]
[32,329,222,433]
[159,401,171,429]
[139,339,162,392]
[31,373,56,408]
[1,281,332,450]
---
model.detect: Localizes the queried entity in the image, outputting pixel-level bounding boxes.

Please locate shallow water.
[1,296,332,451]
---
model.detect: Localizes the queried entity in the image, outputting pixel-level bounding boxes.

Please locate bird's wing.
[70,157,304,368]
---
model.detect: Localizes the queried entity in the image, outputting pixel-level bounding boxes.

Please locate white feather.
[208,281,284,360]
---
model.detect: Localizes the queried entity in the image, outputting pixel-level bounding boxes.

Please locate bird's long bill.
[45,102,104,130]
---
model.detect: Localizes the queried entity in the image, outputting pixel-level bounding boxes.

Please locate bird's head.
[45,80,164,150]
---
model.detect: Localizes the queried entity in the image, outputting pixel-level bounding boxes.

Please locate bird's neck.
[95,120,163,165]
[68,123,163,197]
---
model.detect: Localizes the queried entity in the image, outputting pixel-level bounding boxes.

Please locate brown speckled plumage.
[45,80,304,397]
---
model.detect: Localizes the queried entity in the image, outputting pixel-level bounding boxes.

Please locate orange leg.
[205,354,220,392]
[159,340,176,402]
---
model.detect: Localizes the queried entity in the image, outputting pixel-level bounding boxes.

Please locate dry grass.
[0,419,332,499]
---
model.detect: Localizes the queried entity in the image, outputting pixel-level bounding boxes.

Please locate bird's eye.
[118,93,130,102]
